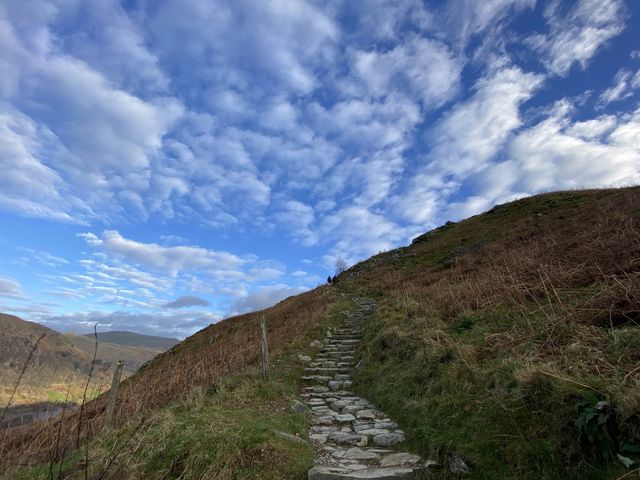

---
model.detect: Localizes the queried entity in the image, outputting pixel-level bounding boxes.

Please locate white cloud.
[78,230,244,277]
[391,66,543,225]
[0,276,23,299]
[17,247,69,267]
[318,205,408,262]
[598,68,640,107]
[442,0,536,46]
[332,0,432,42]
[529,0,625,76]
[566,115,617,139]
[274,199,318,246]
[145,0,338,95]
[352,36,463,108]
[430,104,640,222]
[443,103,638,221]
[230,284,306,315]
[0,4,184,223]
[0,107,85,223]
[426,66,544,177]
[51,0,169,93]
[31,56,183,184]
[597,69,640,108]
[508,103,640,191]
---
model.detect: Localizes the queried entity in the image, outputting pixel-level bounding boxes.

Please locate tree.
[335,256,347,276]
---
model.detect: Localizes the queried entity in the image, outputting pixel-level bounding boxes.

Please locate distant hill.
[0,314,169,406]
[84,331,179,350]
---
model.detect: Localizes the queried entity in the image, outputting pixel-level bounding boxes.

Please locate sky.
[0,0,638,339]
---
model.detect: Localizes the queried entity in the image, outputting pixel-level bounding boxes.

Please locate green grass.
[352,301,628,479]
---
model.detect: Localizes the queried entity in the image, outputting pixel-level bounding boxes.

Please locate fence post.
[104,360,124,429]
[260,317,269,380]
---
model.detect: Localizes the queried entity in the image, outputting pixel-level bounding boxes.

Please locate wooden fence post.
[104,360,124,429]
[260,317,269,380]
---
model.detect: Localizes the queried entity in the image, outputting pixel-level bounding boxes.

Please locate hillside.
[1,187,639,480]
[83,330,179,350]
[65,334,166,373]
[0,314,167,406]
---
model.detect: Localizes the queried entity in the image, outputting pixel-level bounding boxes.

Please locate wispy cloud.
[529,0,625,76]
[0,276,23,299]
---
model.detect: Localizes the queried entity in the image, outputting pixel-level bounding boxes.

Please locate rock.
[327,432,365,445]
[291,400,311,414]
[310,340,323,348]
[358,428,391,436]
[372,433,405,447]
[374,421,398,430]
[355,409,377,419]
[334,447,381,461]
[449,456,471,475]
[299,355,312,362]
[352,422,374,432]
[379,452,421,467]
[343,405,360,415]
[328,381,342,391]
[308,466,415,479]
[313,416,336,425]
[335,414,356,423]
[310,434,329,444]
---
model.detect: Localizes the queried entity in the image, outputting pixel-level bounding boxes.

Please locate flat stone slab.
[379,453,422,467]
[372,433,405,447]
[308,466,415,479]
[327,432,365,445]
[333,447,381,461]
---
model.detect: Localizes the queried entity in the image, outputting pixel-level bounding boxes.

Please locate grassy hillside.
[0,315,166,405]
[65,334,165,374]
[83,331,179,350]
[344,187,640,479]
[1,187,639,479]
[0,287,333,473]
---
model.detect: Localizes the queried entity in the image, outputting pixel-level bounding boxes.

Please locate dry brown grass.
[0,286,331,469]
[359,188,640,336]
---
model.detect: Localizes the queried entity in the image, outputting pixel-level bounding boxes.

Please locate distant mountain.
[85,331,179,350]
[0,313,171,406]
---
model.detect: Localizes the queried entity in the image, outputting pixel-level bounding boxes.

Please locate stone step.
[308,466,415,479]
[303,298,429,480]
[305,367,351,374]
[316,352,356,359]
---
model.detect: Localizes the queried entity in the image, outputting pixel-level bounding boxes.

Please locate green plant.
[574,392,616,460]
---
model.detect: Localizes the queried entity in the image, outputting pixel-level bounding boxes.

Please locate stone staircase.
[301,298,433,479]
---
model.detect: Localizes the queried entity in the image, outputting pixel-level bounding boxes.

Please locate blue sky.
[0,0,638,338]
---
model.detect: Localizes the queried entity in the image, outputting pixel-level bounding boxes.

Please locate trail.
[301,297,433,479]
